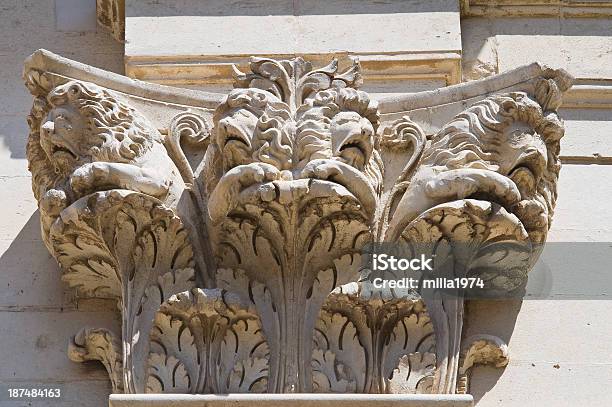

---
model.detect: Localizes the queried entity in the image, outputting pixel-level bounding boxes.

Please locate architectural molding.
[125,52,462,89]
[563,80,612,109]
[461,0,612,18]
[123,2,462,92]
[23,50,572,399]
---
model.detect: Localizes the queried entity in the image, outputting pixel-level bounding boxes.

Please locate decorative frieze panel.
[23,50,573,398]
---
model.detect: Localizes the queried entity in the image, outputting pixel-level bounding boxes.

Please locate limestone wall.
[461,12,612,407]
[0,1,611,406]
[0,1,123,406]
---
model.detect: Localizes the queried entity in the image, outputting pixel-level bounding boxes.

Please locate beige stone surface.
[0,236,66,308]
[0,177,38,239]
[549,164,612,241]
[560,110,612,161]
[124,1,462,89]
[496,35,612,80]
[0,310,119,381]
[0,1,612,406]
[465,300,612,406]
[126,14,460,57]
[0,1,123,406]
[20,43,572,399]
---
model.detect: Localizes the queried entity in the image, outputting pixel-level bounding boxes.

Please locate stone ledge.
[108,394,474,407]
[564,81,612,109]
[461,0,612,17]
[125,52,462,90]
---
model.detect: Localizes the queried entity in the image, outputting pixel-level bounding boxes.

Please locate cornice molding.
[108,394,475,406]
[563,80,612,109]
[125,52,463,89]
[461,0,612,18]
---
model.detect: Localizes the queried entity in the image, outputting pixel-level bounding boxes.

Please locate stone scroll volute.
[23,50,573,396]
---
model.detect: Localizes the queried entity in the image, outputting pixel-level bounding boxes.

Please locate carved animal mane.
[26,80,162,200]
[422,92,564,224]
[296,87,383,191]
[48,81,160,164]
[213,88,293,170]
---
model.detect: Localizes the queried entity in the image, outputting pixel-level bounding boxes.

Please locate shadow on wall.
[464,299,523,404]
[0,211,119,402]
[0,116,29,160]
[460,15,611,81]
[0,210,70,309]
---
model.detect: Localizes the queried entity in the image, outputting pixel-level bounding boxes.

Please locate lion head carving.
[296,87,383,192]
[39,81,159,177]
[212,86,383,191]
[27,80,184,249]
[207,86,384,222]
[213,88,293,172]
[388,91,563,243]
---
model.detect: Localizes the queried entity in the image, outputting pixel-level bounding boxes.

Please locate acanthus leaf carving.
[456,335,509,395]
[68,327,123,393]
[23,51,573,398]
[47,190,197,393]
[232,57,362,112]
[147,288,269,394]
[312,311,365,393]
[317,282,436,394]
[147,312,197,393]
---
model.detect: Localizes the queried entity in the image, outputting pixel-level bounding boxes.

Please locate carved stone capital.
[23,50,573,397]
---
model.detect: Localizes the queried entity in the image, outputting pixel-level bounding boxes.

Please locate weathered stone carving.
[147,288,269,393]
[26,77,186,252]
[317,283,436,394]
[456,335,509,395]
[23,51,573,398]
[385,91,564,246]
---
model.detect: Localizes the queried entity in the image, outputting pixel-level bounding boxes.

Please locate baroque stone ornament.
[24,50,573,398]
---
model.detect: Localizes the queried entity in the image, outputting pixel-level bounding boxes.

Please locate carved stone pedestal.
[109,393,474,407]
